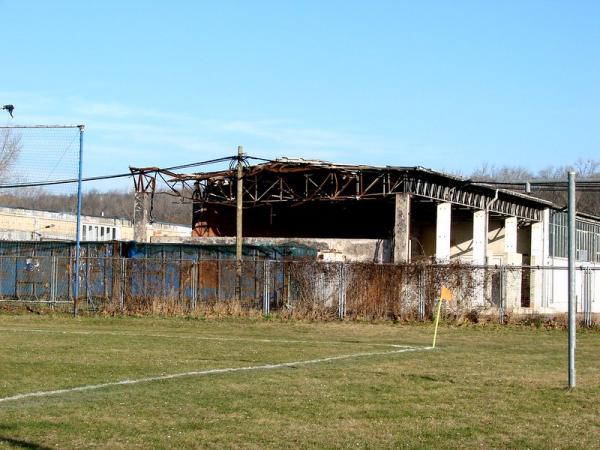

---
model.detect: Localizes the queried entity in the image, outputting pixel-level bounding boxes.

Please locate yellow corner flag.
[432,285,453,348]
[440,285,454,302]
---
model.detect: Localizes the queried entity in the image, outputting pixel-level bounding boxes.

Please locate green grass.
[0,314,599,449]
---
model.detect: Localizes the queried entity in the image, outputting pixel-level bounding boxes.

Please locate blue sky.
[1,1,599,189]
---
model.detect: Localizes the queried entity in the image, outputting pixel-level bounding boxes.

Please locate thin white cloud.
[71,99,392,157]
[2,93,400,177]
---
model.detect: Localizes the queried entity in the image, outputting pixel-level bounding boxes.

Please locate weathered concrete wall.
[393,193,410,263]
[0,230,34,241]
[410,223,435,260]
[487,218,506,256]
[152,236,393,263]
[411,212,477,262]
[517,225,531,256]
[450,218,474,260]
[0,207,78,240]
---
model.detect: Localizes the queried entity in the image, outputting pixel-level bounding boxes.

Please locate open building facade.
[162,158,600,315]
[0,159,597,317]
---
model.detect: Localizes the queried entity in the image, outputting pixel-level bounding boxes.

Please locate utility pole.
[567,171,576,388]
[235,146,244,302]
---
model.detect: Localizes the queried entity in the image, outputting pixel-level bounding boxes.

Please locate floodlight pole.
[235,146,244,302]
[73,125,85,316]
[567,171,576,388]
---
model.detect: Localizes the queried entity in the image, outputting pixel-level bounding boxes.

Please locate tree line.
[0,189,192,225]
[468,158,600,216]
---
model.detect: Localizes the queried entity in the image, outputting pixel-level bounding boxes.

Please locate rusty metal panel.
[82,257,113,309]
[196,259,219,301]
[0,256,18,297]
[15,256,51,300]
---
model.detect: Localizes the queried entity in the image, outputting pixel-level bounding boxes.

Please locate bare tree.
[469,158,600,216]
[470,163,533,182]
[0,128,22,183]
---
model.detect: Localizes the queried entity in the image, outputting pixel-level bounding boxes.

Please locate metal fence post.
[338,263,346,319]
[263,260,271,315]
[417,269,425,320]
[120,257,125,312]
[190,262,198,312]
[217,258,221,301]
[499,266,506,324]
[196,259,203,304]
[583,268,592,328]
[286,262,291,309]
[50,256,57,308]
[15,255,19,300]
[567,171,576,388]
[85,256,91,309]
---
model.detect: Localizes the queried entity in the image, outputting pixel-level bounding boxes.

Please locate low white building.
[0,206,190,242]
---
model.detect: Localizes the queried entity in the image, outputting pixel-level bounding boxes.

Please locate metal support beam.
[179,167,544,221]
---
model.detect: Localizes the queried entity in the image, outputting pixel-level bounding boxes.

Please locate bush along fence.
[0,255,598,324]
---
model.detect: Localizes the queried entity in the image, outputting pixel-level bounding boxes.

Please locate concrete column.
[541,208,551,308]
[504,252,523,310]
[393,193,411,263]
[133,192,150,243]
[531,221,544,262]
[530,208,551,309]
[472,210,487,307]
[503,216,521,310]
[504,217,517,253]
[529,220,544,309]
[542,208,550,263]
[472,210,487,265]
[436,203,451,262]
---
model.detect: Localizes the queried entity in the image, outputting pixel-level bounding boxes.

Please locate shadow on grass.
[0,436,53,450]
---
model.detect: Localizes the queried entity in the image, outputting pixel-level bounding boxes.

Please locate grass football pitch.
[0,314,599,449]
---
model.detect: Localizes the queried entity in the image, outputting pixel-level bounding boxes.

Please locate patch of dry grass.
[0,315,598,449]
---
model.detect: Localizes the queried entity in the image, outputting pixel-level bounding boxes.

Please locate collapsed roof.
[177,158,553,221]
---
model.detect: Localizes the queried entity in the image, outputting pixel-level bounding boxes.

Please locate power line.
[0,172,132,189]
[474,180,600,192]
[0,155,240,189]
[2,153,600,192]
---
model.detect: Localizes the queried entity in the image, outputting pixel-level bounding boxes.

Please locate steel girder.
[192,167,544,221]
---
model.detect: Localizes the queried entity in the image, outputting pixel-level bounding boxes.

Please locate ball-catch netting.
[0,125,82,244]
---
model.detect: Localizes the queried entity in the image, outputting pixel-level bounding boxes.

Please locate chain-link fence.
[0,255,597,323]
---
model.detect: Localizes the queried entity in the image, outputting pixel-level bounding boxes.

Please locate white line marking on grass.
[0,327,412,348]
[0,346,432,404]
